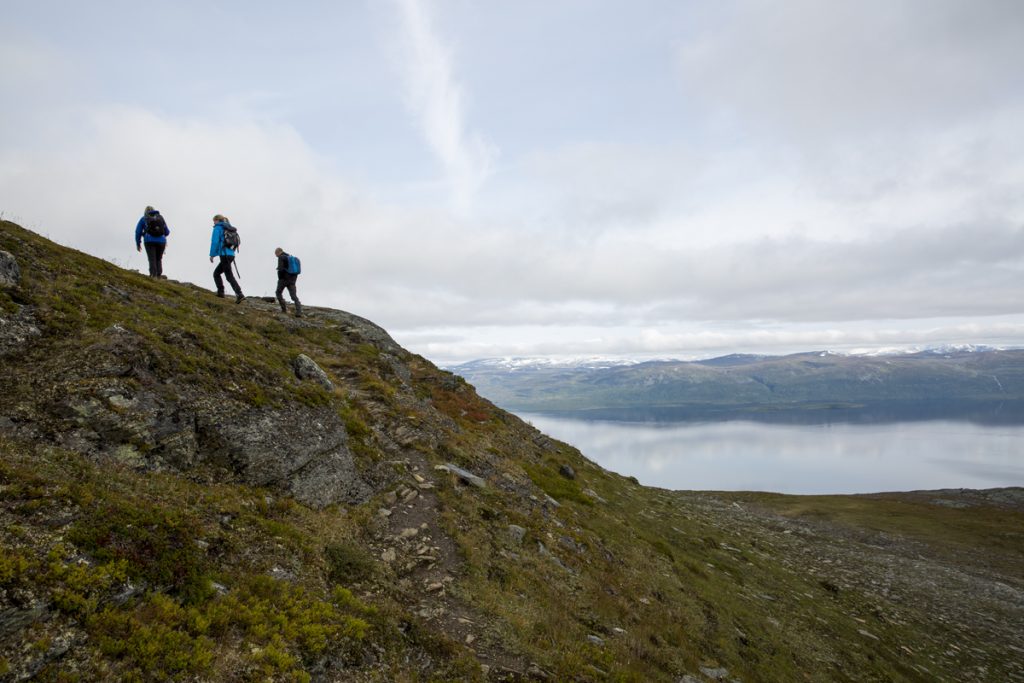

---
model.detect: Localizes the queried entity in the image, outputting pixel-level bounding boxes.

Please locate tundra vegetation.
[0,220,1022,682]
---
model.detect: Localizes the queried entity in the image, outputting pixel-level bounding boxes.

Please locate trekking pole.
[233,259,241,280]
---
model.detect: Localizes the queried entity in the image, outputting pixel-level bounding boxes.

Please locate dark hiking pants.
[144,242,165,278]
[213,256,242,296]
[276,275,300,312]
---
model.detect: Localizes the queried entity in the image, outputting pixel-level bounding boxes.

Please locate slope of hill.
[450,350,1024,416]
[1,220,1022,682]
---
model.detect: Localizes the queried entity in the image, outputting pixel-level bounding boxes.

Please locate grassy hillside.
[1,220,1022,682]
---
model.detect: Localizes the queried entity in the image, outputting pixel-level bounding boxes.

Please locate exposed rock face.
[0,307,41,357]
[39,381,372,508]
[0,249,19,287]
[4,322,373,509]
[0,250,40,356]
[292,353,334,390]
[208,404,370,506]
[316,308,403,354]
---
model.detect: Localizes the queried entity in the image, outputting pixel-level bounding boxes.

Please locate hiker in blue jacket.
[135,205,170,278]
[274,247,302,317]
[209,214,244,303]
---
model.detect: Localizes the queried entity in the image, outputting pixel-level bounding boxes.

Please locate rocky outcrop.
[38,381,373,508]
[0,307,41,357]
[292,354,334,390]
[0,249,19,287]
[206,404,370,507]
[316,308,403,354]
[0,251,40,356]
[2,321,373,509]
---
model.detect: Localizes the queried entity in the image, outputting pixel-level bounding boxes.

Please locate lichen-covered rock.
[0,307,41,357]
[292,353,334,390]
[507,524,526,546]
[200,404,370,507]
[0,249,19,287]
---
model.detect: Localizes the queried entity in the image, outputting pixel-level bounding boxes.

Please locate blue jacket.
[210,222,236,258]
[135,211,170,246]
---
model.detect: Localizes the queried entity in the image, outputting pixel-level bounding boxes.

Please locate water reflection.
[519,413,1024,495]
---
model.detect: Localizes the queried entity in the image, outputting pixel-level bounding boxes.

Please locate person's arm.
[277,253,289,275]
[135,217,145,251]
[209,226,221,259]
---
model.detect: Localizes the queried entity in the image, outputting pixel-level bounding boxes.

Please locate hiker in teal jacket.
[209,214,244,303]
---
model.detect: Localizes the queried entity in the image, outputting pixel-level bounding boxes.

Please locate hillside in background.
[1,220,1023,682]
[450,351,1024,420]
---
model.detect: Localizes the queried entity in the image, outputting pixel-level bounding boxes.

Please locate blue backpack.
[286,254,301,275]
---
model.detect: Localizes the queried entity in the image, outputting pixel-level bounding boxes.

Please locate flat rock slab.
[440,463,486,488]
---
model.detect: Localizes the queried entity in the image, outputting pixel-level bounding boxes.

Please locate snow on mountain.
[448,356,644,372]
[846,344,1005,357]
[450,345,1015,372]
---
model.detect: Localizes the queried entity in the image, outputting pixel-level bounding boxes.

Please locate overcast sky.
[2,1,1023,363]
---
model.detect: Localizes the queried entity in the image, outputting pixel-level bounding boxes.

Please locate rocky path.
[364,461,544,680]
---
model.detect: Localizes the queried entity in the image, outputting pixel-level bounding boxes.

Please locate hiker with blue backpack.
[135,206,170,279]
[274,247,302,317]
[209,214,245,303]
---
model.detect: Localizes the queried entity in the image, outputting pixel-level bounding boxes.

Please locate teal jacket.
[209,222,236,258]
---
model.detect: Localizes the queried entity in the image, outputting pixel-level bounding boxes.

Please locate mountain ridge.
[447,344,1013,373]
[450,348,1024,414]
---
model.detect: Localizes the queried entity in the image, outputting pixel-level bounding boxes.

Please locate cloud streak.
[395,0,496,214]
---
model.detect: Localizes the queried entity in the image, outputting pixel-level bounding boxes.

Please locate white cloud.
[401,316,1024,364]
[677,0,1024,140]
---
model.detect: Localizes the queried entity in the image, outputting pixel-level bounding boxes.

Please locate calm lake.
[518,409,1024,495]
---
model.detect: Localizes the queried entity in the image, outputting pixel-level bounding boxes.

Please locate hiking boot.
[216,290,225,298]
[235,294,245,304]
[295,302,303,318]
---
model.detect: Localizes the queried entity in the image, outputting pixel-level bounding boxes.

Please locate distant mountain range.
[449,347,1024,416]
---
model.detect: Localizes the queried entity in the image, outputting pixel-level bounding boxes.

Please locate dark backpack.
[145,212,167,238]
[286,254,301,275]
[221,225,241,251]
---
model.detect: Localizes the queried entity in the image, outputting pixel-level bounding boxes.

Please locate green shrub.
[523,462,594,506]
[46,547,129,617]
[89,593,215,680]
[66,500,212,604]
[324,542,376,584]
[0,552,30,586]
